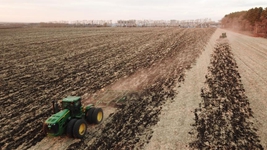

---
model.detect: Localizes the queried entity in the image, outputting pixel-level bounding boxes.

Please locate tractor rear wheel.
[73,119,87,139]
[85,108,95,124]
[92,108,103,124]
[66,119,77,138]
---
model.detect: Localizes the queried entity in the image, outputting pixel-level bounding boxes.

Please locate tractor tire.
[66,119,77,138]
[85,108,95,124]
[73,119,87,139]
[92,108,104,124]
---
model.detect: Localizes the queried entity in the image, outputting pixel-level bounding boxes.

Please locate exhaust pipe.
[52,100,59,114]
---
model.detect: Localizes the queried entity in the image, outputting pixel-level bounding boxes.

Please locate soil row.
[190,39,263,149]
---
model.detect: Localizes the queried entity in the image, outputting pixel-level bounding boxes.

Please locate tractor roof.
[62,96,81,102]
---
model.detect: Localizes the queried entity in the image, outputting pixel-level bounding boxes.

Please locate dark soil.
[0,27,215,150]
[190,39,263,149]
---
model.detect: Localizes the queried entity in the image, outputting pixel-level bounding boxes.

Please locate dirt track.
[145,27,221,150]
[224,29,267,148]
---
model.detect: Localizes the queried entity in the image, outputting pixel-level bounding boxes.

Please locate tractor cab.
[220,32,227,38]
[62,96,82,117]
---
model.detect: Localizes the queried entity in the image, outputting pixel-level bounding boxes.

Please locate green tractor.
[43,96,103,138]
[220,32,227,38]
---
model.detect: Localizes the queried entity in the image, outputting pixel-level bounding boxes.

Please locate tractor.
[43,96,103,138]
[220,32,227,38]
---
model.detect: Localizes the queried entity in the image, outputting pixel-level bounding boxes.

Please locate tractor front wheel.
[85,108,95,124]
[66,119,77,138]
[73,119,87,139]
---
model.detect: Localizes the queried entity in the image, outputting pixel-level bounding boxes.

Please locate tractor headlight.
[47,123,59,134]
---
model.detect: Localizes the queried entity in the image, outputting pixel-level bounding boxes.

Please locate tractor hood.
[45,109,70,124]
[44,109,70,136]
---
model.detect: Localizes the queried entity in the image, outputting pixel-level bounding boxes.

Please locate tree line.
[221,7,267,37]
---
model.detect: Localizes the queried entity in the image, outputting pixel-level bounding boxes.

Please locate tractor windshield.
[62,102,70,109]
[62,101,75,110]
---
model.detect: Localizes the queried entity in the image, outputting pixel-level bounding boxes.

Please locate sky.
[1,0,267,23]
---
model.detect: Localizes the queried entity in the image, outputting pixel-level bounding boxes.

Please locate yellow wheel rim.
[79,123,86,135]
[97,111,103,122]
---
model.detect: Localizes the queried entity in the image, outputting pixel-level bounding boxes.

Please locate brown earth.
[145,27,221,150]
[0,27,215,150]
[1,27,266,150]
[190,38,262,149]
[146,28,267,149]
[65,28,215,150]
[223,29,267,149]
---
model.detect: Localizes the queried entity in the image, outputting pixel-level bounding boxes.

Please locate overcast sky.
[1,0,267,23]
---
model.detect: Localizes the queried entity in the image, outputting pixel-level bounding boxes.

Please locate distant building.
[209,22,221,28]
[117,20,136,27]
[170,20,180,27]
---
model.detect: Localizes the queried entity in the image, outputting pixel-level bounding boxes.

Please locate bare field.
[145,27,220,150]
[146,29,267,149]
[0,27,215,149]
[0,27,266,150]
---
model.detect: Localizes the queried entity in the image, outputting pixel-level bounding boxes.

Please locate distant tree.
[222,7,267,37]
[244,7,263,25]
[225,11,247,19]
[260,7,267,20]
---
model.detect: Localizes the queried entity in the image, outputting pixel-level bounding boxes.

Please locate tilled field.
[190,39,263,149]
[0,27,215,149]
